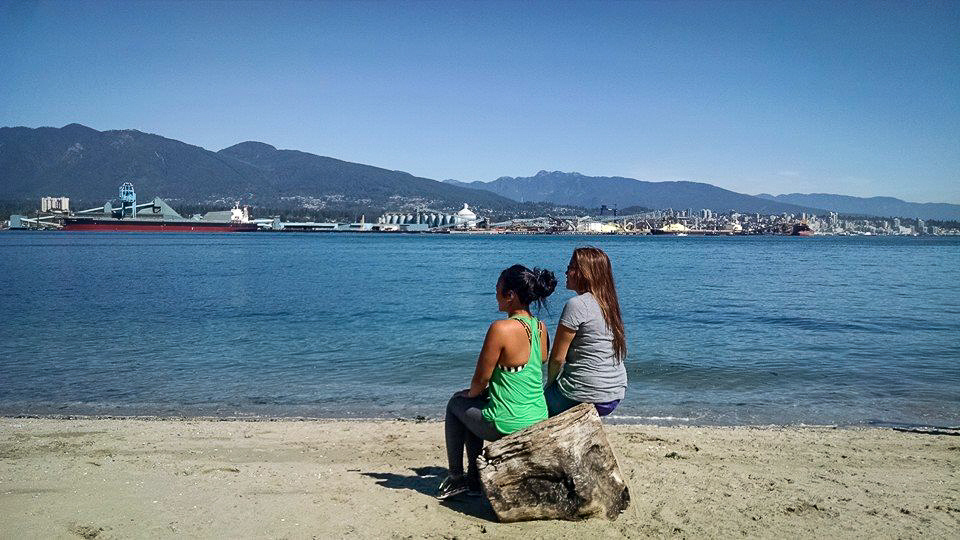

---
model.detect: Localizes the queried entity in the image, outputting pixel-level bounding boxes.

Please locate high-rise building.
[41,196,69,213]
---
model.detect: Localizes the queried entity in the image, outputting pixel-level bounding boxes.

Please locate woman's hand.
[457,388,489,399]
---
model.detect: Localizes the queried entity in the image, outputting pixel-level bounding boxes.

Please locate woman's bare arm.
[466,321,505,398]
[539,320,550,364]
[547,324,576,386]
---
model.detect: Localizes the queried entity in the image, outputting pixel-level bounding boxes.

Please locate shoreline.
[2,417,957,538]
[3,412,957,432]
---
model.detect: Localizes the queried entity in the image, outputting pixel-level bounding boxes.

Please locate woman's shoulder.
[565,292,597,308]
[488,318,512,332]
[489,317,529,332]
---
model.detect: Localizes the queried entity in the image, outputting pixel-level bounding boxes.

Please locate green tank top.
[482,315,548,435]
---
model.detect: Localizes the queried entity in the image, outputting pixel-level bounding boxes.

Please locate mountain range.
[755,193,960,221]
[445,171,822,216]
[2,124,958,221]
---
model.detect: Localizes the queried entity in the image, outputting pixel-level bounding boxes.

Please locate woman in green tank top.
[438,264,558,500]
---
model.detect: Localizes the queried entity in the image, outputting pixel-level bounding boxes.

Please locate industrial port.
[6,182,954,236]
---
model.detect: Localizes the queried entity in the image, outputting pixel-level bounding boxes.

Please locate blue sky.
[1,0,958,203]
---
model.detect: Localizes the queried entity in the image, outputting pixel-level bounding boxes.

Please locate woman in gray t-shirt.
[546,247,627,417]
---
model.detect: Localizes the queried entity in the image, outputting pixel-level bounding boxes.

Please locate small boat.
[790,222,814,236]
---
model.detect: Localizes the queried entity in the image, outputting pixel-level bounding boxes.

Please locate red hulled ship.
[62,217,257,232]
[60,182,257,232]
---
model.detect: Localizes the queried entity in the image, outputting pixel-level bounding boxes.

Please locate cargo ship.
[62,215,257,232]
[59,182,257,232]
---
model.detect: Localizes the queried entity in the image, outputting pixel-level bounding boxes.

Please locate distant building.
[378,203,480,229]
[660,222,689,233]
[577,220,620,233]
[454,203,478,227]
[598,204,619,216]
[41,196,69,213]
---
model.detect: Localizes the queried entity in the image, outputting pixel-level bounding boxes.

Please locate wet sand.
[1,417,957,538]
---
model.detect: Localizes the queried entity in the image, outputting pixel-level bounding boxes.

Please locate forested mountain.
[0,124,520,216]
[446,171,823,215]
[217,141,512,208]
[755,193,960,221]
[7,124,953,221]
[0,124,260,203]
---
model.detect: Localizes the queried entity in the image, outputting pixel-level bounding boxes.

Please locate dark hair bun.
[532,267,557,300]
[499,264,557,310]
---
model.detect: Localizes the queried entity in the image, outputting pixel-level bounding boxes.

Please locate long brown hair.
[570,247,627,361]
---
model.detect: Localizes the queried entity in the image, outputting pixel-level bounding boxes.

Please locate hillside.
[756,193,960,221]
[0,124,519,216]
[0,124,261,203]
[216,141,513,210]
[447,171,824,215]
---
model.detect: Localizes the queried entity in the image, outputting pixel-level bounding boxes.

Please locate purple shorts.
[593,399,621,417]
[545,383,621,417]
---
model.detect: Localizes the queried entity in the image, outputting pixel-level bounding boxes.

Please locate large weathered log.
[477,402,630,522]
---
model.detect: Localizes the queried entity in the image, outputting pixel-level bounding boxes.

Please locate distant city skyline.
[1,0,958,204]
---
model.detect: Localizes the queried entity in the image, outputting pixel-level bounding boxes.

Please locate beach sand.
[0,417,957,539]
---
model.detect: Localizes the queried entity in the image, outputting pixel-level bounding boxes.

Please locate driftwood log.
[477,402,630,522]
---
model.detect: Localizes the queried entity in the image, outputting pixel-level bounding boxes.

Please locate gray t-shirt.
[556,292,627,403]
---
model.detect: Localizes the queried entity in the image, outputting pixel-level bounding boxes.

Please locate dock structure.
[253,215,384,232]
[7,213,63,230]
[6,188,796,236]
[488,214,657,234]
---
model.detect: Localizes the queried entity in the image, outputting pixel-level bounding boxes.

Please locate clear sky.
[2,0,958,203]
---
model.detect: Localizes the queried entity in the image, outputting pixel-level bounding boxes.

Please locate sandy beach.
[0,417,957,539]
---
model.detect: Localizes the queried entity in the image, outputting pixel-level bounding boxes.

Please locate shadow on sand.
[361,466,498,522]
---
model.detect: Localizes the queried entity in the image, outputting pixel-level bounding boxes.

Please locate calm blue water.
[1,232,958,427]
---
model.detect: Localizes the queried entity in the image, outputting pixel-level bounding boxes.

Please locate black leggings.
[444,393,503,480]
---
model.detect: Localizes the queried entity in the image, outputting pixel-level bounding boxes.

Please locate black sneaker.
[437,475,469,500]
[466,477,483,497]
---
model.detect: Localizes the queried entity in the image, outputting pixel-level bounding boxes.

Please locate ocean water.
[1,231,958,427]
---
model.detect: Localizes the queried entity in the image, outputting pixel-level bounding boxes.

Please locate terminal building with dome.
[378,203,480,230]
